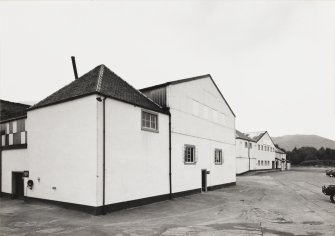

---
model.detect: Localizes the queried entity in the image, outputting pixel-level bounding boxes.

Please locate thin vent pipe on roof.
[71,56,79,80]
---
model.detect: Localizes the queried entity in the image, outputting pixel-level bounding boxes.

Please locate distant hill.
[272,135,335,151]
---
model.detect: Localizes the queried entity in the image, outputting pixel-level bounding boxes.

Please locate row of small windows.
[258,160,271,166]
[243,141,275,152]
[0,119,27,147]
[0,119,25,135]
[184,145,223,165]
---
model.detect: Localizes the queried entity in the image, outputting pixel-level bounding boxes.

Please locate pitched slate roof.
[0,100,30,122]
[275,147,286,154]
[236,130,255,142]
[244,131,267,142]
[140,74,236,117]
[29,65,165,113]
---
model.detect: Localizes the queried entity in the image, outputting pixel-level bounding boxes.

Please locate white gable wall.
[167,77,236,192]
[26,95,99,206]
[255,133,276,170]
[235,139,257,174]
[101,98,170,205]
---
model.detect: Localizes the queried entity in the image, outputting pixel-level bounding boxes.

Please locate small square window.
[184,145,196,164]
[141,110,158,132]
[214,149,223,165]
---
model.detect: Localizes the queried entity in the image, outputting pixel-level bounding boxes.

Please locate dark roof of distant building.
[236,130,255,142]
[244,131,267,142]
[140,74,236,117]
[29,65,165,113]
[0,100,30,122]
[275,147,286,154]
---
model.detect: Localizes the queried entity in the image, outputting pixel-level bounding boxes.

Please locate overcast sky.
[0,1,334,140]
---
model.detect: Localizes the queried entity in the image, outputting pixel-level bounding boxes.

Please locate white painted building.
[275,147,288,171]
[141,75,237,193]
[0,100,29,199]
[235,130,287,174]
[1,65,236,214]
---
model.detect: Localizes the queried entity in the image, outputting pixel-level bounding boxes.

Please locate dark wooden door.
[201,169,207,192]
[13,172,24,199]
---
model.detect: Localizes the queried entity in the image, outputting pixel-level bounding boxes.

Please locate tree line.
[285,147,335,166]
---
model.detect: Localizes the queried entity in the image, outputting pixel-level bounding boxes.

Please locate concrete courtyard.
[1,167,335,236]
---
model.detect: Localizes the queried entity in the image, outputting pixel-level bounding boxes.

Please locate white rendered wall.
[101,99,170,205]
[26,95,99,206]
[167,77,236,192]
[235,139,257,174]
[2,149,28,193]
[254,133,276,170]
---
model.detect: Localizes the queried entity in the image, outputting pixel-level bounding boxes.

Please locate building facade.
[141,75,237,193]
[1,65,236,214]
[0,100,30,199]
[235,130,287,174]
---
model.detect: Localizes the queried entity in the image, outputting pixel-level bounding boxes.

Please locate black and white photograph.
[0,0,335,235]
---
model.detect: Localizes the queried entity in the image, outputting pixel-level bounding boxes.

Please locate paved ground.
[1,167,335,236]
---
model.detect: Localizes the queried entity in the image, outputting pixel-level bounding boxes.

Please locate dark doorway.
[12,172,24,199]
[201,169,207,192]
[272,161,275,169]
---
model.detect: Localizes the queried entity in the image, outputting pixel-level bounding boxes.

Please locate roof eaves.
[97,92,169,115]
[0,115,27,124]
[140,74,210,92]
[27,92,98,112]
[236,137,256,142]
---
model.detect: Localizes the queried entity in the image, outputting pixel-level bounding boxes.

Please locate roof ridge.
[96,65,105,92]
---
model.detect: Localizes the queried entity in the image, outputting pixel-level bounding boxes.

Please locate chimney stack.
[71,56,79,80]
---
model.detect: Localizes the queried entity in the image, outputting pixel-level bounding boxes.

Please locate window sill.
[141,127,159,133]
[184,162,196,165]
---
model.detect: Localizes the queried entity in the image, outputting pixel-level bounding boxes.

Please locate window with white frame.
[214,149,223,165]
[141,110,158,132]
[184,145,196,164]
[258,160,260,166]
[245,142,247,148]
[249,142,252,148]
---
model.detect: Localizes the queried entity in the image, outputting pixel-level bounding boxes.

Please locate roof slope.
[275,147,286,154]
[0,100,30,122]
[140,74,236,117]
[244,131,267,142]
[30,65,164,113]
[236,130,255,142]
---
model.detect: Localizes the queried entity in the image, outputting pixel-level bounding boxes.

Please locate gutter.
[248,144,250,171]
[168,108,172,200]
[0,145,2,197]
[96,96,107,214]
